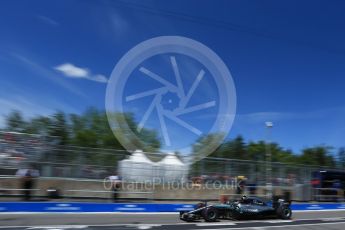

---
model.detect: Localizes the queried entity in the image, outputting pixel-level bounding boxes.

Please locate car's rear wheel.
[202,207,218,222]
[278,206,292,220]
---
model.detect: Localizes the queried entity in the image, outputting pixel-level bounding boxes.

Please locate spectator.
[236,176,247,195]
[108,172,122,202]
[16,164,39,201]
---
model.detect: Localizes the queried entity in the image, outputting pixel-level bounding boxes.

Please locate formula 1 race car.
[180,196,292,222]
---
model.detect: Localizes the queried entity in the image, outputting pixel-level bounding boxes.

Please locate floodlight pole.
[265,121,273,199]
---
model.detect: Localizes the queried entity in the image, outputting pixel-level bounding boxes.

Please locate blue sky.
[1,0,345,154]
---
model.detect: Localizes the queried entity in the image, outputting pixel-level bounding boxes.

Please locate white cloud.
[54,63,108,83]
[55,63,89,78]
[92,74,108,83]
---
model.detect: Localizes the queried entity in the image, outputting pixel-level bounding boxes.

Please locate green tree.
[110,112,161,152]
[247,141,266,161]
[192,133,225,161]
[24,116,51,135]
[209,135,247,159]
[298,146,335,167]
[3,109,340,170]
[247,141,296,164]
[5,110,26,132]
[49,111,69,145]
[337,148,345,169]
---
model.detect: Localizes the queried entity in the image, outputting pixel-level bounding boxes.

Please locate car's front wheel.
[202,207,219,222]
[277,206,292,220]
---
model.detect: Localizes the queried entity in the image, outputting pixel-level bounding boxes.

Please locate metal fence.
[0,131,344,201]
[0,143,326,183]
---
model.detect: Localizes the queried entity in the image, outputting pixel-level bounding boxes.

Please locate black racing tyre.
[179,211,187,217]
[180,212,192,222]
[202,207,219,222]
[277,206,292,220]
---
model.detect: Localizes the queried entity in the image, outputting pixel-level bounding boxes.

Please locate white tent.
[118,150,155,182]
[118,150,187,183]
[157,152,187,182]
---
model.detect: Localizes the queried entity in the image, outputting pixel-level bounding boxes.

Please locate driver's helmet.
[241,195,248,201]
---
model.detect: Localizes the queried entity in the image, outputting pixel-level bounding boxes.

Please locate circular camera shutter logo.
[106,36,236,158]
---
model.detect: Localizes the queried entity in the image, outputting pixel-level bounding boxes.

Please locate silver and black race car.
[180,196,292,222]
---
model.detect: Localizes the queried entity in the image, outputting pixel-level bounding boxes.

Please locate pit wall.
[0,178,307,201]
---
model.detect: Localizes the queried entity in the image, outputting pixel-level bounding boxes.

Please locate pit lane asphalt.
[0,211,345,229]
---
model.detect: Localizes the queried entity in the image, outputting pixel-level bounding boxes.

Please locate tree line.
[2,108,160,152]
[194,135,345,168]
[2,109,345,168]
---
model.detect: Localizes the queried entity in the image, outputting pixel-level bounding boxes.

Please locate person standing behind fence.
[109,173,122,202]
[16,164,39,201]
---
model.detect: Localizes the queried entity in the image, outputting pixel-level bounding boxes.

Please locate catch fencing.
[0,131,344,201]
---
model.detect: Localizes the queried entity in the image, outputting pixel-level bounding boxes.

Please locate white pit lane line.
[197,221,345,230]
[1,213,345,229]
[26,226,88,230]
[195,223,237,226]
[321,217,345,221]
[263,220,293,223]
[125,224,162,229]
[0,221,345,230]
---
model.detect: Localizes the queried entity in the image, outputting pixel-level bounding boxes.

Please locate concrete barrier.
[0,177,292,201]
